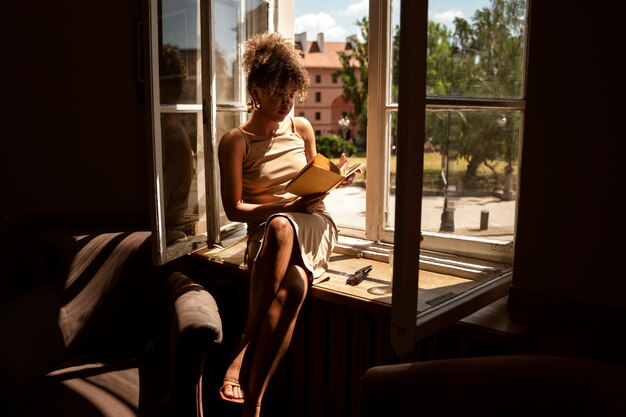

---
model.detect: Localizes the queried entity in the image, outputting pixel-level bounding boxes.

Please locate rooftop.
[296,32,355,69]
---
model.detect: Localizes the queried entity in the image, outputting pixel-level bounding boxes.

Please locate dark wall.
[511,1,625,320]
[2,0,150,230]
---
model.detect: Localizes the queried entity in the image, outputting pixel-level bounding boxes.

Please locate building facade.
[294,32,358,140]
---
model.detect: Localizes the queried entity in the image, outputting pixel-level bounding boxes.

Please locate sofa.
[359,354,626,417]
[0,227,223,417]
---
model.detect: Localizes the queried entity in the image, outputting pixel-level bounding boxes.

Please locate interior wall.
[2,0,150,229]
[511,1,624,317]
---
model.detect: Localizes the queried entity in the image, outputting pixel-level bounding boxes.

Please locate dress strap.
[237,127,250,156]
[237,127,249,142]
[288,116,297,134]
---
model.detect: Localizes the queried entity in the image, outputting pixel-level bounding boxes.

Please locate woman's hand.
[288,193,328,214]
[337,153,361,188]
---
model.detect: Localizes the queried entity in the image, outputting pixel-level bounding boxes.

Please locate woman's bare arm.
[217,127,324,223]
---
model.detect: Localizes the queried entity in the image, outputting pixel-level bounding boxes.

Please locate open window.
[318,0,526,264]
[292,0,528,353]
[386,0,528,353]
[147,0,271,264]
[146,0,529,355]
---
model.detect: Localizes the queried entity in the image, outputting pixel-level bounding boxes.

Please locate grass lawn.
[331,152,518,193]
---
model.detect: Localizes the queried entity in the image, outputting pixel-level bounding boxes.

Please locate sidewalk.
[325,184,515,242]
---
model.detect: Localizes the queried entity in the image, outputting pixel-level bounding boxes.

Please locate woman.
[217,32,354,417]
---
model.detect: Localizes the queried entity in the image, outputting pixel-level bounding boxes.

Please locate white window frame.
[362,0,524,266]
[148,0,281,264]
[385,0,528,354]
[148,0,209,265]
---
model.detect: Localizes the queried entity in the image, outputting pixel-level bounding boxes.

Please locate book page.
[339,155,362,177]
[285,154,343,196]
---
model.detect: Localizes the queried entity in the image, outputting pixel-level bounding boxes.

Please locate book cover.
[285,153,361,196]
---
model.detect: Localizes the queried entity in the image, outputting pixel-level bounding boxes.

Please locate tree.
[424,0,526,187]
[335,17,369,145]
[334,0,526,189]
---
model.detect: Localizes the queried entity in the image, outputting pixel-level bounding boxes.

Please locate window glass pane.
[214,0,240,104]
[157,0,206,258]
[390,0,527,101]
[214,0,267,105]
[213,0,266,235]
[160,1,201,104]
[244,0,268,34]
[385,109,519,243]
[161,111,203,244]
[387,110,398,230]
[427,0,527,100]
[390,0,400,103]
[421,109,519,242]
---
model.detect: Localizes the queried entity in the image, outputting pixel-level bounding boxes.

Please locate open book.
[285,153,362,196]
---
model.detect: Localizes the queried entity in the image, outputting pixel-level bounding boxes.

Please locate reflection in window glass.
[161,112,201,244]
[214,0,267,232]
[158,0,204,252]
[214,0,239,104]
[160,1,201,104]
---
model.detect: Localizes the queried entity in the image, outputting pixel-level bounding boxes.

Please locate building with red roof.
[294,32,360,141]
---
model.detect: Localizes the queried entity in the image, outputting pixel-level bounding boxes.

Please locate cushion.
[23,360,167,417]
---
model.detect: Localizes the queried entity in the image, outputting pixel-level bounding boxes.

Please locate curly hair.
[242,32,309,101]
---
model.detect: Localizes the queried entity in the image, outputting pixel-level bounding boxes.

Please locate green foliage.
[334,0,526,188]
[335,17,369,142]
[316,134,357,158]
[423,0,525,186]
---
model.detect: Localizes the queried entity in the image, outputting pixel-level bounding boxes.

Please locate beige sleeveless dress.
[240,117,337,278]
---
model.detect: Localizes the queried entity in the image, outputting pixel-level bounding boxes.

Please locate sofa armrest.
[164,271,223,417]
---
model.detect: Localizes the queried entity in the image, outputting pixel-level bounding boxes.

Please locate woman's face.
[255,85,297,122]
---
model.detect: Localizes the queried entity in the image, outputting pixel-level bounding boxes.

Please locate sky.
[294,0,491,41]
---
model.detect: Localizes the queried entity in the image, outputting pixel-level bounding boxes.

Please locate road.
[324,184,516,242]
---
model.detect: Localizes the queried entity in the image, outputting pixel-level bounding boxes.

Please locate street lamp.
[497,114,514,201]
[439,47,461,233]
[338,115,350,141]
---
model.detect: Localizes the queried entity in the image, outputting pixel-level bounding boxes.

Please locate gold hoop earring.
[247,98,260,113]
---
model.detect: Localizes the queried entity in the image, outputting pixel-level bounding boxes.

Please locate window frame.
[364,0,524,266]
[147,0,210,265]
[148,0,276,264]
[383,0,528,354]
[203,0,278,246]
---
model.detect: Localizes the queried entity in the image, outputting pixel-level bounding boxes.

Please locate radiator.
[264,297,452,417]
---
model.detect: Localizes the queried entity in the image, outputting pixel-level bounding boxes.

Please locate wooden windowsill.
[191,237,513,321]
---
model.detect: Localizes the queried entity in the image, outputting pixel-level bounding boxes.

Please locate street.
[325,184,516,242]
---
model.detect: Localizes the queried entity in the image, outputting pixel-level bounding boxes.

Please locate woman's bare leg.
[221,216,301,403]
[242,261,309,417]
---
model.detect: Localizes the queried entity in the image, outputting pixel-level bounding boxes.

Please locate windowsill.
[191,235,513,324]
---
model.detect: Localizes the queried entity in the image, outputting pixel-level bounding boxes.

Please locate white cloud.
[295,12,347,41]
[431,9,465,29]
[342,0,368,17]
